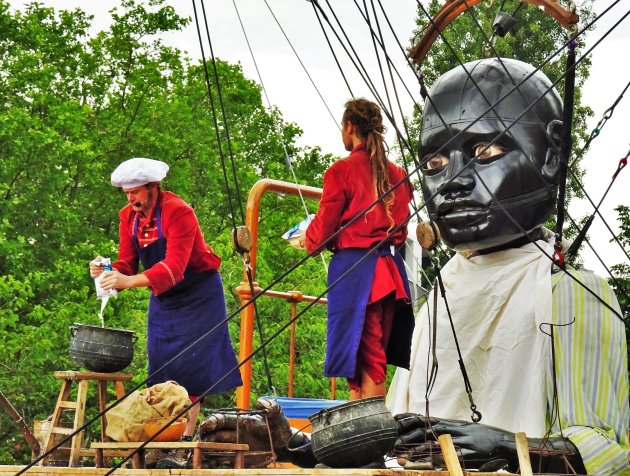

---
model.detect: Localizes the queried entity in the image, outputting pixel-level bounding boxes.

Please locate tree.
[0,0,332,463]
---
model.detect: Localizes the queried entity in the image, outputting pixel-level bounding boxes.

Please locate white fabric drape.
[388,240,554,437]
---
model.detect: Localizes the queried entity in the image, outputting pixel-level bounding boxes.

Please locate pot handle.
[132,333,138,343]
[321,408,331,425]
[70,325,77,337]
[285,429,312,453]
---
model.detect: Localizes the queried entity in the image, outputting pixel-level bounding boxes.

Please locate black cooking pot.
[308,396,398,468]
[69,323,136,373]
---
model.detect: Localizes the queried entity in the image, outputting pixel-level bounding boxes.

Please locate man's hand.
[394,413,516,470]
[99,269,133,290]
[393,413,585,474]
[89,256,105,278]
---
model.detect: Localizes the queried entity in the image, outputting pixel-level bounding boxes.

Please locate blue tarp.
[269,396,347,419]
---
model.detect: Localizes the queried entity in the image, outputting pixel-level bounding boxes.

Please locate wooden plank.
[515,432,533,476]
[0,467,450,475]
[91,441,249,450]
[53,371,132,381]
[0,466,522,475]
[437,434,464,476]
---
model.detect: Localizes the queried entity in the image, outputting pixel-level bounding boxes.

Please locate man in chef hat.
[90,157,242,465]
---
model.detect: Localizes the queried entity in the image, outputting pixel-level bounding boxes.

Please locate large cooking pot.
[69,323,136,373]
[308,396,398,468]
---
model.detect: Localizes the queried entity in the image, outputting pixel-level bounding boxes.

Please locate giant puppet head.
[419,58,563,252]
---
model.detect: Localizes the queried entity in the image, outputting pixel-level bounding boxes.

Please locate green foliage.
[0,0,331,463]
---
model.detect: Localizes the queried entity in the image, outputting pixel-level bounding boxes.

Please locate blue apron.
[134,202,242,395]
[324,246,414,378]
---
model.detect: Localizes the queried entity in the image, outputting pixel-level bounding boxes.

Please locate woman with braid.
[302,98,414,400]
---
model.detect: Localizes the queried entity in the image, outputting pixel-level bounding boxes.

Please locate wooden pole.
[437,434,464,476]
[0,391,40,456]
[515,432,534,476]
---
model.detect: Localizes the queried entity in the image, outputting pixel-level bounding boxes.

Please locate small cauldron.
[69,323,136,373]
[308,396,398,468]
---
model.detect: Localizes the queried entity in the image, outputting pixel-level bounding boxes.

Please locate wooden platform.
[0,467,520,475]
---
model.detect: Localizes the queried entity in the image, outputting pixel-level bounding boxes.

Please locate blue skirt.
[147,271,242,395]
[325,247,414,378]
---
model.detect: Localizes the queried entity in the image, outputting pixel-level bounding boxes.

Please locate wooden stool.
[39,371,132,467]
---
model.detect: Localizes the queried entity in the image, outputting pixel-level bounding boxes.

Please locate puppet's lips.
[438,203,488,225]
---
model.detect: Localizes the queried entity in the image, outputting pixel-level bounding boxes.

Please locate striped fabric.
[549,268,630,475]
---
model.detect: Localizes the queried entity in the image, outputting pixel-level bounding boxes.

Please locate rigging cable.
[374,0,424,82]
[569,78,630,169]
[190,0,242,229]
[364,0,422,174]
[309,0,416,155]
[317,0,422,113]
[261,0,340,130]
[565,211,630,308]
[566,148,629,259]
[195,0,276,395]
[231,0,328,272]
[308,0,355,97]
[564,78,630,259]
[360,0,422,209]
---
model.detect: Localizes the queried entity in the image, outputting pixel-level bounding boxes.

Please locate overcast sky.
[8,0,630,276]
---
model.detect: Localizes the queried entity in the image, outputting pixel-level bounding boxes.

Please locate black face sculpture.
[419,58,563,252]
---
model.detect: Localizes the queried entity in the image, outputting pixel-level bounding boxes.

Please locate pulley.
[416,221,441,251]
[231,225,253,254]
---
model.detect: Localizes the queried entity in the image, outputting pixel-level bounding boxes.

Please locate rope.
[231,0,328,272]
[566,148,629,258]
[435,268,482,422]
[197,0,245,225]
[309,0,354,97]
[195,0,275,393]
[261,0,339,130]
[190,0,241,230]
[309,0,416,154]
[569,78,630,168]
[566,212,630,307]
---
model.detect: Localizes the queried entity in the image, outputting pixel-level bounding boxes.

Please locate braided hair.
[342,98,394,228]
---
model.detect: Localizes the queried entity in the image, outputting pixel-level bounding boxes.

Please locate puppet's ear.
[542,119,563,183]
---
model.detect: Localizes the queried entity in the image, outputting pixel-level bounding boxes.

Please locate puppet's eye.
[472,142,507,160]
[421,153,449,174]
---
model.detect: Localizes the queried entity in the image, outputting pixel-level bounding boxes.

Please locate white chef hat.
[111,157,169,189]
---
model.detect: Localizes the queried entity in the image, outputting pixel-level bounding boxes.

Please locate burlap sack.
[105,380,191,442]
